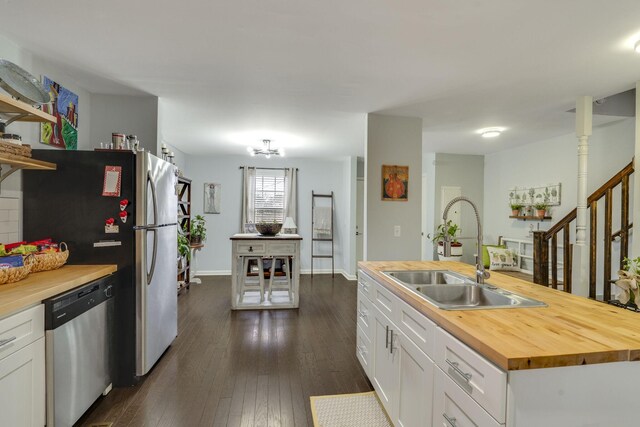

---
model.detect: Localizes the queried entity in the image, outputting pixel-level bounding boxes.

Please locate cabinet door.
[0,337,45,427]
[372,304,399,419]
[395,329,434,427]
[433,368,502,427]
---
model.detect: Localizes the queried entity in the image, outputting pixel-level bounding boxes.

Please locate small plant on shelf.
[190,214,207,245]
[533,203,548,218]
[510,203,523,216]
[177,231,191,270]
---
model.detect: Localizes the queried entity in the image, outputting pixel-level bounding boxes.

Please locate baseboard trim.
[194,269,357,281]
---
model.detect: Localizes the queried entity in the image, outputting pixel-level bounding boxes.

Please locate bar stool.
[268,256,292,302]
[240,256,265,302]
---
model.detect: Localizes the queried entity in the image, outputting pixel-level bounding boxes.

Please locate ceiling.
[1,0,640,158]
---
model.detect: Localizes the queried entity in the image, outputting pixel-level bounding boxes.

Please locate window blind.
[254,168,286,223]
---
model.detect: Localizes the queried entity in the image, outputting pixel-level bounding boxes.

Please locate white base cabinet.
[359,272,435,427]
[0,305,46,427]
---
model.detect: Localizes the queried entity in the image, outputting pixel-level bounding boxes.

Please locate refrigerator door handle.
[148,170,158,226]
[146,228,158,286]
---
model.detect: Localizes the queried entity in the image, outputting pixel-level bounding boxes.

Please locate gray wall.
[431,153,484,264]
[185,154,354,275]
[89,94,158,152]
[366,114,422,261]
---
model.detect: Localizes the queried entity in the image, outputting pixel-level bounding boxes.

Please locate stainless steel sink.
[382,269,546,310]
[413,284,546,310]
[384,270,473,285]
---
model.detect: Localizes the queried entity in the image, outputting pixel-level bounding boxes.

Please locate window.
[254,168,286,223]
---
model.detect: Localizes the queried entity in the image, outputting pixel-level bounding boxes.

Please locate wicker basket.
[0,255,34,285]
[0,140,32,157]
[30,242,69,273]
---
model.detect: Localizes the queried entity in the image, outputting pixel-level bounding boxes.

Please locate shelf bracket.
[0,165,22,189]
[4,113,29,126]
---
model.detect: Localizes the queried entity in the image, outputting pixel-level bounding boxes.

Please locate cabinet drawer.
[397,298,436,360]
[357,290,373,341]
[357,270,375,300]
[435,328,507,423]
[356,324,372,377]
[433,368,503,427]
[266,242,296,254]
[373,281,397,323]
[236,242,266,255]
[0,305,44,361]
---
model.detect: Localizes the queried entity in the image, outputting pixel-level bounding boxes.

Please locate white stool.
[268,256,292,302]
[240,256,265,303]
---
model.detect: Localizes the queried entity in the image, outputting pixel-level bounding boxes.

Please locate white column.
[575,96,592,246]
[632,82,640,257]
[571,97,592,296]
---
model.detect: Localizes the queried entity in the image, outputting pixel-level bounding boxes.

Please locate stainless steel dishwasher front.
[44,274,115,427]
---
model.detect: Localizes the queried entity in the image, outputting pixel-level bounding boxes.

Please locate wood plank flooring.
[79,274,372,427]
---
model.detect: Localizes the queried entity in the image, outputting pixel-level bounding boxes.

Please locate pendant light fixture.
[247,139,284,158]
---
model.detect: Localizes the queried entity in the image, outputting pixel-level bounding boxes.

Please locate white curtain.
[284,168,298,224]
[241,167,256,232]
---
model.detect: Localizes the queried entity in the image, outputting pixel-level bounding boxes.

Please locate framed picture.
[382,165,409,201]
[204,183,221,214]
[40,76,78,150]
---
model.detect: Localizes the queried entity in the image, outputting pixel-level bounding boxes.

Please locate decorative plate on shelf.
[0,59,50,106]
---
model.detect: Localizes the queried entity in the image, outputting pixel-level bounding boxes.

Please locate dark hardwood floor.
[79,274,372,427]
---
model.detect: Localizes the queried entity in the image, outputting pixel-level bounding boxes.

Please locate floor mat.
[310,391,392,427]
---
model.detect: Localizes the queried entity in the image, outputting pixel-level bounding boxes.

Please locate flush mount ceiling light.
[477,127,505,138]
[246,139,284,158]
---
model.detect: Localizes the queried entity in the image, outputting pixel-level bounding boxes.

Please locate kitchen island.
[230,233,301,309]
[358,260,640,427]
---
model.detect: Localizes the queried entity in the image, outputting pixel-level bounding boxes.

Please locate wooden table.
[230,233,302,309]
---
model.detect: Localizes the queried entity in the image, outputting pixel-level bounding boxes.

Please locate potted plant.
[428,220,463,261]
[534,203,548,218]
[177,232,191,270]
[190,215,207,245]
[510,203,523,216]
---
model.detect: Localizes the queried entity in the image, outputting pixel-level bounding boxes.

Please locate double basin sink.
[382,270,546,310]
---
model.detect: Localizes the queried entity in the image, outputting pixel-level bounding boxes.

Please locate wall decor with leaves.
[509,183,561,206]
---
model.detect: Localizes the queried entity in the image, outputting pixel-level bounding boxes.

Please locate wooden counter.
[359,260,640,371]
[0,265,117,318]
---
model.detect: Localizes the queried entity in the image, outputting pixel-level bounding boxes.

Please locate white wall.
[484,118,634,243]
[366,113,422,261]
[186,154,354,276]
[422,152,436,260]
[89,94,158,152]
[484,118,635,294]
[0,34,93,192]
[428,153,484,264]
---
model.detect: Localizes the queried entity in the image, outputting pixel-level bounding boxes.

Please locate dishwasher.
[44,274,115,427]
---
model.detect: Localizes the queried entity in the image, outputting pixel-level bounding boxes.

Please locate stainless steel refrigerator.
[24,150,177,385]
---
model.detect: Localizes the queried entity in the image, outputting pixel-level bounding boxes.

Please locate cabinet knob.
[249,246,253,252]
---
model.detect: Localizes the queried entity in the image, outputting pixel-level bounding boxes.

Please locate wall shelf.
[0,153,56,183]
[0,93,56,125]
[510,215,552,221]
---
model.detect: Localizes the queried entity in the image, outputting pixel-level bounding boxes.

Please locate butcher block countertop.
[360,261,640,371]
[0,264,117,318]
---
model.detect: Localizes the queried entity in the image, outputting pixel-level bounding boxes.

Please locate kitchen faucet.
[442,196,490,284]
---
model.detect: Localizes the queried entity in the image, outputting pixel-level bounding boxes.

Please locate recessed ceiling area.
[1,1,640,158]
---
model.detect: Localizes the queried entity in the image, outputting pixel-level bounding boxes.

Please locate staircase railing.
[533,160,634,298]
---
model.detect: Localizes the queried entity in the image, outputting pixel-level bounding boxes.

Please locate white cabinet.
[0,305,45,427]
[395,328,434,427]
[433,368,501,427]
[365,283,435,427]
[371,304,398,415]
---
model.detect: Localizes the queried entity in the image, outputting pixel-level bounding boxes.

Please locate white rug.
[310,391,392,427]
